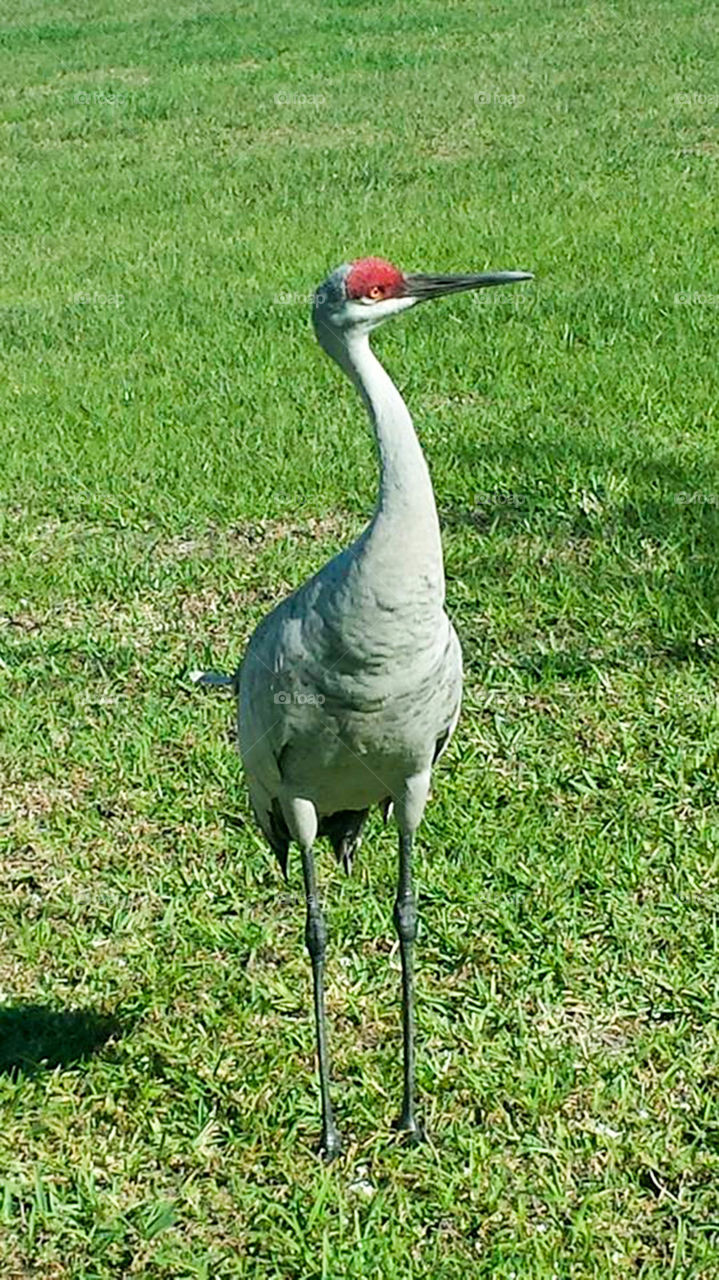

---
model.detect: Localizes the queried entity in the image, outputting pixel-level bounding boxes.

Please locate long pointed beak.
[404,270,533,301]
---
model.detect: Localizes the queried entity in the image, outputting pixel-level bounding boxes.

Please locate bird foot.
[319,1128,343,1163]
[393,1114,426,1146]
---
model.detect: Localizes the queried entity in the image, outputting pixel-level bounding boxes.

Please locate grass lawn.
[1,0,718,1275]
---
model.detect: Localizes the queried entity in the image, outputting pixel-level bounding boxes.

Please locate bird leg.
[393,831,424,1142]
[300,845,342,1161]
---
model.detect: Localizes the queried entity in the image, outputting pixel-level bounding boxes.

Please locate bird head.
[312,256,533,346]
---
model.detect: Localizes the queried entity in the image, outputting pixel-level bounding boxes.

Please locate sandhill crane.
[203,257,532,1159]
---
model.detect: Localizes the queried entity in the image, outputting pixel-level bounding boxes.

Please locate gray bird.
[208,256,531,1159]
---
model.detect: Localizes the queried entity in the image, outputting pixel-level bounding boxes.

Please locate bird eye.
[367,284,384,301]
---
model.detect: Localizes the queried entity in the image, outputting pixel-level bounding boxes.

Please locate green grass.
[1,0,719,1275]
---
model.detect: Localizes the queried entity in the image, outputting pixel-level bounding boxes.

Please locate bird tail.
[319,809,369,876]
[189,668,238,691]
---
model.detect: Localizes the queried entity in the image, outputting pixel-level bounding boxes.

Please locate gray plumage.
[226,256,532,1157]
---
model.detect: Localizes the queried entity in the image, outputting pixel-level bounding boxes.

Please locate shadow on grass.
[440,421,719,540]
[439,427,719,645]
[0,1004,122,1079]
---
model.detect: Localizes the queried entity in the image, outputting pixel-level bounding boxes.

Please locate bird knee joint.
[394,894,417,944]
[305,906,327,961]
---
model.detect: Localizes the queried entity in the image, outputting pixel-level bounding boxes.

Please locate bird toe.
[394,1115,426,1146]
[320,1129,344,1163]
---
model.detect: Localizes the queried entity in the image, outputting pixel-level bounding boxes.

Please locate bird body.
[239,498,462,837]
[239,294,462,865]
[227,256,532,1157]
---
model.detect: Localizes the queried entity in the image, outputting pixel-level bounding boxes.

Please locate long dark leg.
[393,831,424,1141]
[300,845,342,1161]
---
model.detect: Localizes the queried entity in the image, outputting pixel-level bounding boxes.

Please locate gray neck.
[319,326,443,572]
